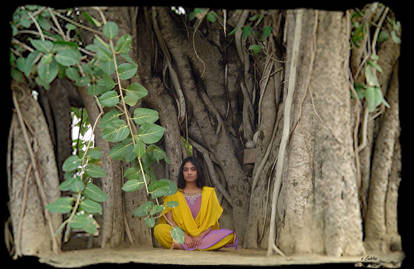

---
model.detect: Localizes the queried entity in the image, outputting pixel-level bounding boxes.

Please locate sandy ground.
[36,246,405,268]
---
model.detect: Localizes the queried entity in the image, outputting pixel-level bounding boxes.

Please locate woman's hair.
[177,156,205,189]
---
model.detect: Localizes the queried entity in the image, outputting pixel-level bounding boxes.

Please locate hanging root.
[267,8,304,257]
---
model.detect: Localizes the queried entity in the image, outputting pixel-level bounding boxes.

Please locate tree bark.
[9,82,62,256]
[275,10,365,256]
[155,7,251,245]
[364,62,401,253]
[77,85,124,248]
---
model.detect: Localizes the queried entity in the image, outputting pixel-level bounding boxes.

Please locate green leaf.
[118,63,138,80]
[242,25,252,39]
[391,30,401,44]
[87,148,102,160]
[83,220,98,235]
[116,34,132,54]
[62,155,81,172]
[37,60,59,83]
[70,214,91,229]
[378,30,389,43]
[206,11,217,22]
[122,179,145,192]
[30,39,54,53]
[365,86,377,112]
[91,36,113,62]
[133,108,159,125]
[138,123,165,144]
[124,82,148,106]
[11,68,24,82]
[352,25,365,48]
[35,75,50,90]
[96,73,116,93]
[262,26,272,40]
[80,199,102,215]
[145,217,156,228]
[189,8,208,20]
[374,87,384,108]
[37,59,58,84]
[102,120,130,142]
[124,167,139,180]
[99,109,121,129]
[365,65,379,87]
[248,44,262,54]
[98,90,119,107]
[133,140,146,158]
[228,27,239,36]
[23,50,40,77]
[16,57,26,73]
[86,164,106,178]
[133,201,155,217]
[70,214,99,235]
[97,60,115,75]
[167,201,178,208]
[171,226,184,244]
[40,53,53,65]
[367,60,383,73]
[53,40,79,51]
[352,83,366,100]
[109,139,134,160]
[46,197,74,214]
[147,145,170,163]
[55,49,81,66]
[84,182,107,202]
[81,11,102,27]
[149,204,164,216]
[65,66,80,82]
[66,23,76,31]
[103,21,118,39]
[59,176,84,192]
[87,84,98,96]
[148,179,177,199]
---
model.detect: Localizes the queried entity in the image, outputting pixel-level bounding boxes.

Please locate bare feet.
[172,242,184,249]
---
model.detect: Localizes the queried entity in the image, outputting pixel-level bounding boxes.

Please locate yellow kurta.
[154,186,236,250]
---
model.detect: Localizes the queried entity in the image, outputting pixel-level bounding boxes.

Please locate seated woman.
[154,156,237,250]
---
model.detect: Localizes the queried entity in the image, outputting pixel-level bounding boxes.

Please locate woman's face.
[183,161,198,184]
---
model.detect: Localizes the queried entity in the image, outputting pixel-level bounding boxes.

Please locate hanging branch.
[267,8,304,257]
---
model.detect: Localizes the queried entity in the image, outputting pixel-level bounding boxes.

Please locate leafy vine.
[10,5,184,245]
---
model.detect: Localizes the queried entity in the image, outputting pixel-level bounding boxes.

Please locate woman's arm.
[165,211,177,227]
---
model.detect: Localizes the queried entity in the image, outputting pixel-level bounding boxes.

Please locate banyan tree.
[6,3,405,267]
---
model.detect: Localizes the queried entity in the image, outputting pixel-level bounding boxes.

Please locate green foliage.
[350,8,397,112]
[351,54,390,112]
[45,197,74,214]
[10,5,182,242]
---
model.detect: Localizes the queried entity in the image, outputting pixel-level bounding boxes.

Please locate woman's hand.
[192,235,203,248]
[184,233,195,248]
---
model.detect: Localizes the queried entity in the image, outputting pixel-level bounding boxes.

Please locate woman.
[154,156,237,250]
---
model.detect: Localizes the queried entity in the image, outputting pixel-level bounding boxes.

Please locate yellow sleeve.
[199,187,223,231]
[157,194,176,225]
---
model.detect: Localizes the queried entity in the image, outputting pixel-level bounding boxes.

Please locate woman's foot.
[172,242,184,249]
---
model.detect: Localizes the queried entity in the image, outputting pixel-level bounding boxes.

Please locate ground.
[36,246,405,268]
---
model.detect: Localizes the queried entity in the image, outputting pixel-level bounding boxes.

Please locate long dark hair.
[177,156,205,189]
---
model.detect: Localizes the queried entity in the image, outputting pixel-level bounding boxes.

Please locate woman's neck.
[183,182,201,192]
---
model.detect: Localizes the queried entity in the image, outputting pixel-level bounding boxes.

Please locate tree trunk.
[276,10,365,256]
[364,62,401,253]
[8,82,62,257]
[40,79,80,181]
[77,85,125,248]
[154,7,251,244]
[7,6,403,257]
